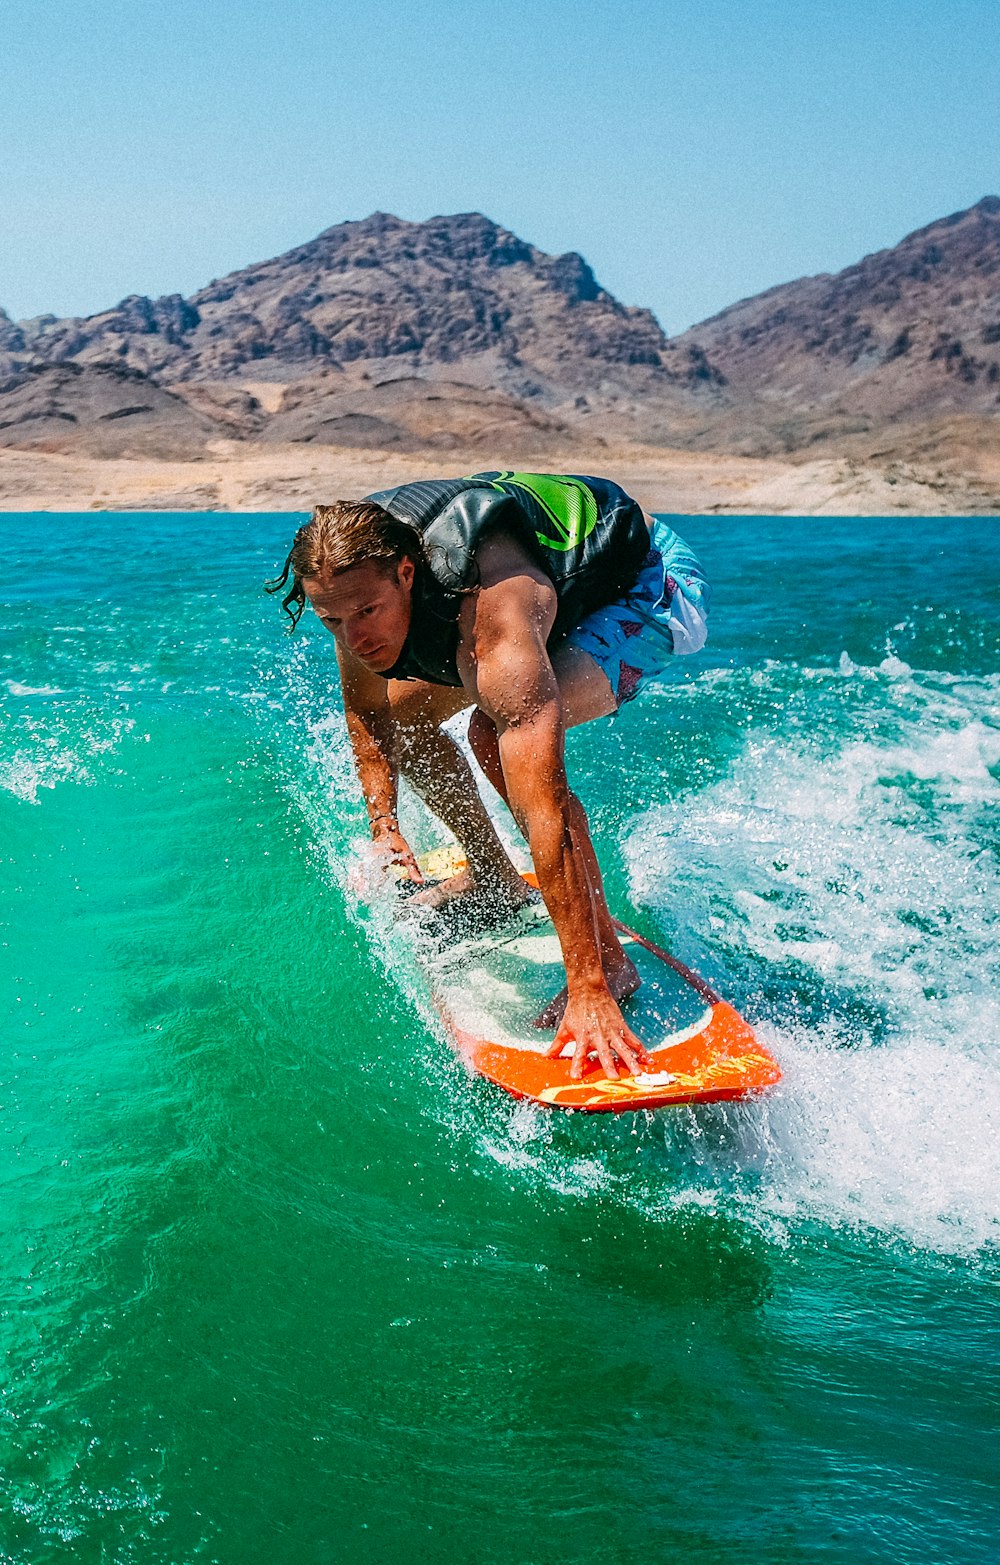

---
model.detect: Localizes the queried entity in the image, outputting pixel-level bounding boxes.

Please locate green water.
[2,513,998,1562]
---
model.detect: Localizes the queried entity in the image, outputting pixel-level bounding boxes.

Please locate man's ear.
[397,556,416,592]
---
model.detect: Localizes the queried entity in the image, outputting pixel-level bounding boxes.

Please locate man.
[270,472,709,1081]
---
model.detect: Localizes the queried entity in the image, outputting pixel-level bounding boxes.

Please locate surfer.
[269,473,709,1080]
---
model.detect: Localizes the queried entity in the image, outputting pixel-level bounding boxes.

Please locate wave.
[621,655,1000,1257]
[0,706,138,804]
[268,635,1000,1261]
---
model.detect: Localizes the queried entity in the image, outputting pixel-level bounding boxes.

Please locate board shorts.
[564,518,710,707]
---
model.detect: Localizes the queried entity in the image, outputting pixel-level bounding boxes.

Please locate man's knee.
[469,709,505,796]
[468,707,495,757]
[387,679,432,728]
[387,678,467,734]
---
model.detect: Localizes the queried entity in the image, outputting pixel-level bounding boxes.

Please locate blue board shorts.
[565,518,710,707]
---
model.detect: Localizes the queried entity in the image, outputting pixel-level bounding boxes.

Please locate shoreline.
[2,439,998,515]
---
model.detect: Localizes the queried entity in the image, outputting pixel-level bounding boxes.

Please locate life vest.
[364,471,650,686]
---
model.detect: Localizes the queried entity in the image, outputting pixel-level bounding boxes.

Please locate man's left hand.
[546,990,655,1080]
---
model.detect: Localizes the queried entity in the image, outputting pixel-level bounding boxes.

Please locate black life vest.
[364,471,650,686]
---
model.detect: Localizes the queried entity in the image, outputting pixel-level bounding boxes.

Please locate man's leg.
[466,644,640,1023]
[386,678,530,912]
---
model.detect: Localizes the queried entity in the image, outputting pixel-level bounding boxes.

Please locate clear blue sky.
[2,0,998,334]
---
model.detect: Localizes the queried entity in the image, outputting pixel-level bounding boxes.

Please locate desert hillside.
[1,202,998,510]
[669,197,1000,452]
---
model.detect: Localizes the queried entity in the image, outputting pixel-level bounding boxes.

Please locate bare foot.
[411,866,475,910]
[532,953,641,1030]
[411,867,536,929]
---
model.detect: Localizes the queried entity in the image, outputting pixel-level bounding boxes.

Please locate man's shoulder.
[364,476,495,526]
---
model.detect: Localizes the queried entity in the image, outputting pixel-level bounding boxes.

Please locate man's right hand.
[372,819,424,884]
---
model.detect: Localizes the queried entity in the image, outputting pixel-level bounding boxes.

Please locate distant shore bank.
[2,438,998,515]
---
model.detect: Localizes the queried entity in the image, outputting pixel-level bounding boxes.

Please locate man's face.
[303,558,415,674]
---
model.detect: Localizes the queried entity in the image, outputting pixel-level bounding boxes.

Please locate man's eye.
[360,605,376,616]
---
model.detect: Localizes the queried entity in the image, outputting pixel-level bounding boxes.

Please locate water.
[1,511,998,1563]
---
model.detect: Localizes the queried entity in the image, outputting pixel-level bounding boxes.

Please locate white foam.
[269,642,1000,1258]
[621,662,1000,1257]
[750,1024,1000,1253]
[0,711,134,804]
[5,681,64,697]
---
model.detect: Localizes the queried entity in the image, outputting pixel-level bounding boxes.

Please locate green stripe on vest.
[487,472,599,553]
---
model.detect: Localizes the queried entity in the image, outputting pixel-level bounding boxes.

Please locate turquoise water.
[1,511,998,1563]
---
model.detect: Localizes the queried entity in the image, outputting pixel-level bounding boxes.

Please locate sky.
[2,0,998,335]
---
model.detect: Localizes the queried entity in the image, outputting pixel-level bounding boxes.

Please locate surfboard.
[417,849,781,1113]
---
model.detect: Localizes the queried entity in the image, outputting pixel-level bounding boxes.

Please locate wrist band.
[370,811,398,828]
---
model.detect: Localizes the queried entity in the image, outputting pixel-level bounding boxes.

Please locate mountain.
[0,212,718,405]
[670,197,1000,448]
[1,201,998,461]
[0,362,225,457]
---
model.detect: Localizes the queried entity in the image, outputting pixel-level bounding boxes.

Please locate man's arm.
[457,534,651,1078]
[336,645,422,883]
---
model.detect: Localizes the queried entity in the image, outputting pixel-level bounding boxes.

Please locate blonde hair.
[266,500,422,629]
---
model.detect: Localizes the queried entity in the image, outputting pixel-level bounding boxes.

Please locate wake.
[274,638,1000,1261]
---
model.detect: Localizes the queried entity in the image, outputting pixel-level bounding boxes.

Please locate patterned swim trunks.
[565,518,710,707]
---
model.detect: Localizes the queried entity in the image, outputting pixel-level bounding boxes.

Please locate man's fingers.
[379,833,424,883]
[571,1034,621,1081]
[630,1037,657,1072]
[389,858,424,885]
[624,1049,654,1076]
[549,1021,653,1080]
[620,1035,655,1074]
[615,1041,644,1076]
[597,1041,620,1080]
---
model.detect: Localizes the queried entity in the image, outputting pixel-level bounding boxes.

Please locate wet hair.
[265,500,424,630]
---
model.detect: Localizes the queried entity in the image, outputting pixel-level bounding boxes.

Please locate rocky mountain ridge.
[0,212,709,397]
[1,200,998,460]
[670,196,1000,448]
